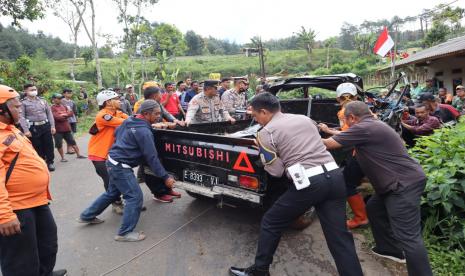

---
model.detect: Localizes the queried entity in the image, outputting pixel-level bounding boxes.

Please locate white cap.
[125,84,133,89]
[336,83,357,98]
[96,90,119,106]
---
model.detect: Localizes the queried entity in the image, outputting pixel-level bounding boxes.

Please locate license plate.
[183,170,219,187]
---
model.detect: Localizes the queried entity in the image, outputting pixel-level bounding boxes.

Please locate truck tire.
[186,191,213,201]
[290,207,316,230]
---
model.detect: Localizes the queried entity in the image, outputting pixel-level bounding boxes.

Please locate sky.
[1,0,465,46]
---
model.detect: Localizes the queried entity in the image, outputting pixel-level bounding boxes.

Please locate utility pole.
[250,36,266,78]
[391,24,399,79]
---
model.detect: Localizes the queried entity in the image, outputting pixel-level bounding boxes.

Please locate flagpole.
[390,25,399,79]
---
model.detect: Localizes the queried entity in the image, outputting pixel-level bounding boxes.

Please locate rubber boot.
[347,193,368,229]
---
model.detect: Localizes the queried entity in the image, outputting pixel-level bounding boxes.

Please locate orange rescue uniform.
[0,122,51,224]
[88,108,128,159]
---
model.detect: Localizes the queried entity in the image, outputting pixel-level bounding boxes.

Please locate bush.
[410,120,465,250]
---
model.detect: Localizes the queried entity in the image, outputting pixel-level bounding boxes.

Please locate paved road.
[49,135,396,276]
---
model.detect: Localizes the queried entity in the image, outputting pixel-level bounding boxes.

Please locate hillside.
[48,49,359,87]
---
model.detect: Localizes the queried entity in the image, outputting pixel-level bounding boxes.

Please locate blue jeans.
[80,161,143,236]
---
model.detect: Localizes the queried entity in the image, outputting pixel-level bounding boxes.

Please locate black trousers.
[366,179,432,276]
[255,169,363,276]
[145,172,170,196]
[0,205,58,276]
[92,160,121,203]
[92,160,110,190]
[29,123,55,165]
[343,155,365,197]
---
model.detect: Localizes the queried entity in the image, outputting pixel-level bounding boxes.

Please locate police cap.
[203,80,220,89]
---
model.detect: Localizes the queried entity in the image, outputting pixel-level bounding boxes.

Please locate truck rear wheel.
[290,207,316,230]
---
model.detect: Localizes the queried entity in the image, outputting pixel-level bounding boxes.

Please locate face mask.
[27,91,38,97]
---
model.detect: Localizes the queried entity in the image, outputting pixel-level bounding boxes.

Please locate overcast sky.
[1,0,464,46]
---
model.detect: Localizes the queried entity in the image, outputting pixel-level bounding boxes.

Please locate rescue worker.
[323,101,433,276]
[78,100,176,242]
[0,85,67,276]
[230,92,363,276]
[221,78,248,116]
[185,80,235,126]
[19,84,56,172]
[87,90,128,215]
[318,83,368,229]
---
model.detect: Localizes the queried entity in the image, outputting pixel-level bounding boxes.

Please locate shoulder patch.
[3,135,16,146]
[257,132,277,165]
[103,114,113,121]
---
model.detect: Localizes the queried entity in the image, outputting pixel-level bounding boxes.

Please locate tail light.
[239,175,259,190]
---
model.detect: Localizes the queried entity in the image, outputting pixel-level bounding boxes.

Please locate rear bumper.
[175,181,262,204]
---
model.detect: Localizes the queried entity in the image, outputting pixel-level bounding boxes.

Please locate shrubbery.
[410,120,465,274]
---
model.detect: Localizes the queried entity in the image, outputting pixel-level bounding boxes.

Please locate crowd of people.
[0,75,461,275]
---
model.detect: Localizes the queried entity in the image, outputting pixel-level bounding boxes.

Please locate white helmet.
[336,83,357,98]
[96,90,119,106]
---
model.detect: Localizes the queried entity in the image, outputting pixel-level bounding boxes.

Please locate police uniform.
[20,96,56,168]
[254,112,363,275]
[221,88,247,115]
[185,92,232,124]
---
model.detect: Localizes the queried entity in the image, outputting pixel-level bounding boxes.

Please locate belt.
[30,120,48,126]
[304,162,339,178]
[108,156,132,169]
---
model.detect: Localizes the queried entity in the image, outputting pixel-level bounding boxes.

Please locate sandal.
[60,159,68,162]
[114,231,146,242]
[77,155,88,159]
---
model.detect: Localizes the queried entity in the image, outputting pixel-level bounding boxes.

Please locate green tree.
[152,23,187,56]
[81,48,94,67]
[424,22,450,47]
[185,30,204,56]
[0,0,44,27]
[295,26,316,68]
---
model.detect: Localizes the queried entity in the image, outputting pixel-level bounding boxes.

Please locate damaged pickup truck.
[153,74,364,229]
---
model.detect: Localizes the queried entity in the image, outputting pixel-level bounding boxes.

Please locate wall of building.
[425,55,465,94]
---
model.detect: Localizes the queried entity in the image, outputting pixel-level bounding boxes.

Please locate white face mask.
[27,91,38,97]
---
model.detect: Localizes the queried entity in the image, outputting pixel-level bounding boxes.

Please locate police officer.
[221,78,248,116]
[185,80,236,125]
[230,92,362,276]
[20,84,56,171]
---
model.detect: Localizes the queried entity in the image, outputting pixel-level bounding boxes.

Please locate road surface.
[49,135,400,276]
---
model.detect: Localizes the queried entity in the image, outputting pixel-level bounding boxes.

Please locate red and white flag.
[373,26,394,57]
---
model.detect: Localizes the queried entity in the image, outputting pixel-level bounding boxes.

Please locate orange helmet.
[0,85,20,104]
[142,81,159,90]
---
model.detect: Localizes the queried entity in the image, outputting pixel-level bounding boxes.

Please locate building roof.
[395,35,465,67]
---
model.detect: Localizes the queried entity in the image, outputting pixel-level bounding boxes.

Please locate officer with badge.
[221,78,248,117]
[230,92,362,276]
[20,84,56,171]
[185,80,236,126]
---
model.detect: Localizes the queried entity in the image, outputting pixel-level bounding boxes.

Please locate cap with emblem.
[203,80,220,89]
[0,85,20,104]
[125,84,133,89]
[456,85,464,90]
[137,99,160,114]
[51,93,63,99]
